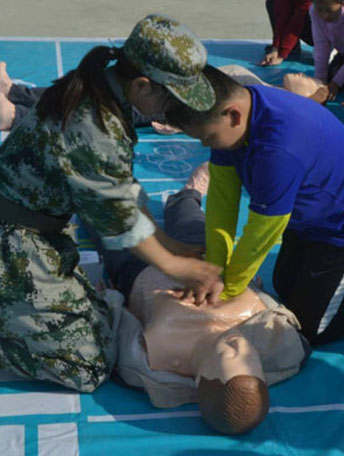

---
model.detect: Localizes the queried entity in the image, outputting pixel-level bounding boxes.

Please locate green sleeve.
[222,210,291,297]
[205,163,242,269]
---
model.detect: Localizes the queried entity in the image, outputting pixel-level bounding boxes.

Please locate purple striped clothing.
[310,5,344,86]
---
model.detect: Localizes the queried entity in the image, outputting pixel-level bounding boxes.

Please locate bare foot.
[0,62,13,97]
[0,93,16,130]
[184,162,209,195]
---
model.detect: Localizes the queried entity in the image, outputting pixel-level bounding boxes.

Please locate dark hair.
[36,45,143,138]
[165,65,244,129]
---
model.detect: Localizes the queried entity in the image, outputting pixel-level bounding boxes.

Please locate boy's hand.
[328,81,339,101]
[260,50,284,66]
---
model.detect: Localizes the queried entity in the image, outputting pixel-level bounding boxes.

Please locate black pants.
[265,0,314,48]
[273,230,344,345]
[328,53,344,86]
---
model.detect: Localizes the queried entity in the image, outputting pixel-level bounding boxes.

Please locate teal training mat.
[0,38,343,456]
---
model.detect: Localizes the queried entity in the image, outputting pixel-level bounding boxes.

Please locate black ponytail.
[36,45,134,137]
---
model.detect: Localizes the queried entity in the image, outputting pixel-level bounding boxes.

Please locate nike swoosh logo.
[251,201,268,209]
[310,270,328,278]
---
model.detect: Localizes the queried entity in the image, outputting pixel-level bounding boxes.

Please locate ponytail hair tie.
[108,38,119,60]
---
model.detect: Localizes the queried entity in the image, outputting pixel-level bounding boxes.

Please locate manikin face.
[313,0,342,22]
[283,72,325,97]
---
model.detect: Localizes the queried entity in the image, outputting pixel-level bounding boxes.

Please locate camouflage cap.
[123,14,215,111]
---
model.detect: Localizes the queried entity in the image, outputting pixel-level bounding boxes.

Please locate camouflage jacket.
[0,96,155,249]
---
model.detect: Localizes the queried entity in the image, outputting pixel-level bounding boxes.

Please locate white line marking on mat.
[0,131,9,143]
[89,404,344,423]
[55,41,64,77]
[269,404,344,413]
[0,392,80,417]
[140,177,187,182]
[39,423,79,456]
[0,425,25,456]
[88,411,201,423]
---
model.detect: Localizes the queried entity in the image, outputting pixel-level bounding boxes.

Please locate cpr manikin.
[128,268,270,434]
[90,165,310,435]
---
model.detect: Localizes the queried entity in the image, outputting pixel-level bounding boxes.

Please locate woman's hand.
[163,256,224,306]
[131,234,222,306]
[260,50,284,66]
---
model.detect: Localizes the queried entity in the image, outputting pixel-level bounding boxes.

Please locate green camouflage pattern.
[123,14,215,111]
[0,99,154,392]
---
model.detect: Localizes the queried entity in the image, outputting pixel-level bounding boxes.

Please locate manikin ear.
[221,105,242,128]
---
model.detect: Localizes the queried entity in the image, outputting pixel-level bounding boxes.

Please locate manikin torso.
[128,265,266,383]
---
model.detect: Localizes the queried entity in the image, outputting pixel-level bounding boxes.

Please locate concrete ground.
[1,0,271,39]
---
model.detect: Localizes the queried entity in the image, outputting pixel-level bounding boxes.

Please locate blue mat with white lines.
[0,38,344,456]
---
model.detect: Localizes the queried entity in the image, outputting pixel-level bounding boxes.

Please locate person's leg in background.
[9,86,46,128]
[327,54,344,86]
[265,0,275,53]
[163,162,209,246]
[0,62,47,130]
[300,9,314,47]
[164,189,205,246]
[273,230,307,302]
[265,0,275,32]
[8,85,46,109]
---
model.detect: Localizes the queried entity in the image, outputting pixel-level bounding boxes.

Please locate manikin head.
[283,72,326,97]
[313,0,343,22]
[166,65,251,150]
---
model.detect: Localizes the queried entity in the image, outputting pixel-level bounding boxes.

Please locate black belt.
[0,194,69,234]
